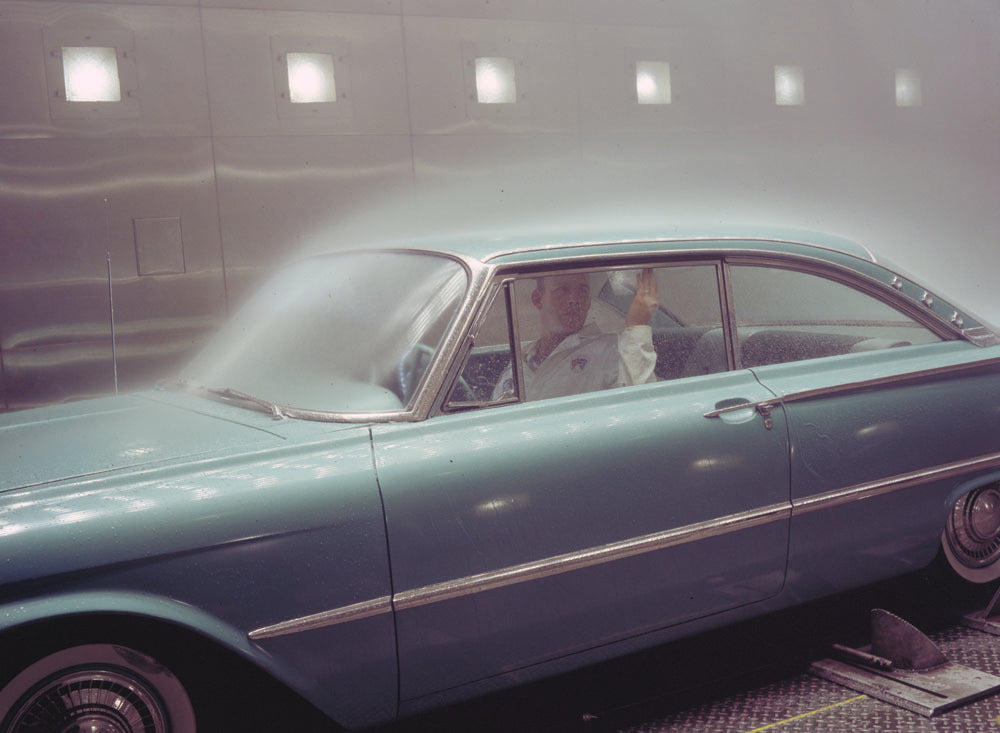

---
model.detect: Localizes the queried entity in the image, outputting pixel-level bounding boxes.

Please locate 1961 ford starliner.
[1,228,999,731]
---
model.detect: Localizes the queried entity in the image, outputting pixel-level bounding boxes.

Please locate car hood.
[0,391,336,493]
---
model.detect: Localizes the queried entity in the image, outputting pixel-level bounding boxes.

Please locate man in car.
[493,269,658,401]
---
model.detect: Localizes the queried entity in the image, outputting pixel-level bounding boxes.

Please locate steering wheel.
[398,344,474,404]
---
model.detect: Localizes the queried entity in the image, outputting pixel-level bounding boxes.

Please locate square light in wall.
[62,46,121,102]
[287,52,336,104]
[271,36,352,124]
[636,61,672,105]
[43,28,137,119]
[774,65,804,106]
[475,57,517,104]
[895,69,922,107]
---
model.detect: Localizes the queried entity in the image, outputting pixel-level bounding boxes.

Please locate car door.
[724,260,1000,598]
[372,261,791,703]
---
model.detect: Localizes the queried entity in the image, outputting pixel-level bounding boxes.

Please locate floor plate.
[810,657,1000,717]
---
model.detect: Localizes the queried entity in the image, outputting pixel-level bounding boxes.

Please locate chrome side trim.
[250,449,1000,640]
[771,355,1000,405]
[704,355,1000,420]
[792,451,1000,516]
[249,595,392,640]
[247,503,788,640]
[393,502,789,611]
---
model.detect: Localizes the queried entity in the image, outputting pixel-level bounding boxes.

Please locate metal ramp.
[811,608,1000,717]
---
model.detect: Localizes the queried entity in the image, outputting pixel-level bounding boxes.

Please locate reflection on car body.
[1,228,999,731]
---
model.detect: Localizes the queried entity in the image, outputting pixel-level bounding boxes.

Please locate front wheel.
[943,483,1000,583]
[0,643,196,733]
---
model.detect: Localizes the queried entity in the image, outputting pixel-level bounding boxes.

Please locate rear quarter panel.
[754,341,1000,599]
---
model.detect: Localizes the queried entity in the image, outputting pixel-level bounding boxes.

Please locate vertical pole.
[107,251,119,395]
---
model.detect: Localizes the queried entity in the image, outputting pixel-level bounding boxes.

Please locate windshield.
[180,251,468,417]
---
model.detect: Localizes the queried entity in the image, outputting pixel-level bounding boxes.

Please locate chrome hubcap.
[5,670,168,733]
[948,485,1000,568]
[970,488,1000,540]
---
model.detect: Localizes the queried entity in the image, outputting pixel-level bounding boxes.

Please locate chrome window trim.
[719,260,740,370]
[965,326,1000,347]
[436,258,732,412]
[402,255,493,421]
[506,280,526,403]
[720,253,966,342]
[481,235,878,265]
[438,280,506,412]
[436,278,522,414]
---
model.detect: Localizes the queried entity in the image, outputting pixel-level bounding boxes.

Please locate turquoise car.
[2,229,999,731]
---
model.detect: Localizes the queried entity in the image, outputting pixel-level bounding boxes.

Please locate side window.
[446,264,727,409]
[729,265,943,368]
[643,265,728,379]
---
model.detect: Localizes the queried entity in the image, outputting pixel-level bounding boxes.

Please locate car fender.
[943,469,1000,515]
[0,588,371,723]
[0,589,285,672]
[0,538,398,728]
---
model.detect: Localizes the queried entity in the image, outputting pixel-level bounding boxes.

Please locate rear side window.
[728,265,942,368]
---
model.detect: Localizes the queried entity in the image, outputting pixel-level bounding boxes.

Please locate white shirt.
[493,324,656,402]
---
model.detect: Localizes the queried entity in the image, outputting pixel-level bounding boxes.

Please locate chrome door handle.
[704,399,775,430]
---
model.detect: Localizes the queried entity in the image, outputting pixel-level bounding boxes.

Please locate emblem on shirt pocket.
[571,357,589,372]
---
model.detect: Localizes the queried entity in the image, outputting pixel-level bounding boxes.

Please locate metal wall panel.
[411,134,580,189]
[200,0,400,13]
[404,15,578,135]
[201,8,410,137]
[0,2,210,138]
[212,134,415,303]
[572,22,725,135]
[402,0,574,22]
[0,135,225,410]
[570,0,823,28]
[0,0,998,411]
[0,3,221,409]
[43,0,198,6]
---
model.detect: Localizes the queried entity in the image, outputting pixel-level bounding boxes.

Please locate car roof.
[396,225,878,266]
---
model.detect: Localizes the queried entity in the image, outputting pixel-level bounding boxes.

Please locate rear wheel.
[0,643,195,733]
[943,483,1000,583]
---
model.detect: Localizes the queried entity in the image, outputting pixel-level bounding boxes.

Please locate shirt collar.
[526,324,600,370]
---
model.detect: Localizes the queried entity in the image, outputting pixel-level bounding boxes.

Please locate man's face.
[533,273,591,338]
